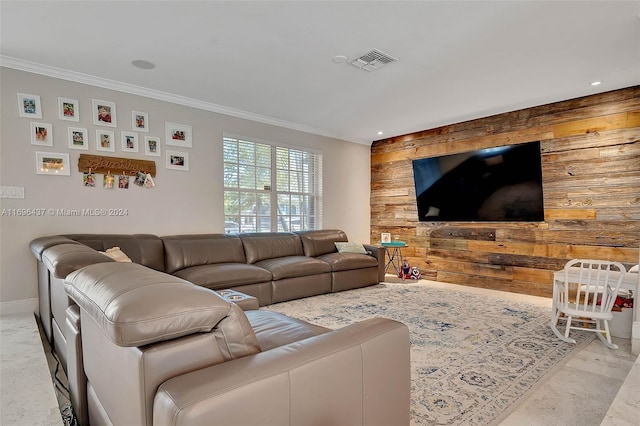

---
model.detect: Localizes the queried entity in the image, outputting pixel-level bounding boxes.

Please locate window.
[223,136,322,233]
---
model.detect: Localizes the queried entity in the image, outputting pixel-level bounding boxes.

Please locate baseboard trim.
[0,298,38,316]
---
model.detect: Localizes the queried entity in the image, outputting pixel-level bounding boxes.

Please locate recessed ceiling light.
[332,55,347,63]
[377,131,384,136]
[590,81,602,86]
[131,60,156,70]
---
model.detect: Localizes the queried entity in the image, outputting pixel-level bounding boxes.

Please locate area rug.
[263,280,594,426]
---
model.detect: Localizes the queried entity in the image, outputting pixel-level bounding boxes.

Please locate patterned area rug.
[264,280,594,426]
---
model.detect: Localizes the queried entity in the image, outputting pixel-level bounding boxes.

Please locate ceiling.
[1,1,639,145]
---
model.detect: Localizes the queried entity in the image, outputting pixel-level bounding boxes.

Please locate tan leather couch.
[64,259,409,425]
[30,230,392,424]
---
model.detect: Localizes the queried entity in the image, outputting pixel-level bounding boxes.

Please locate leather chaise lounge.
[29,230,409,425]
[68,262,410,425]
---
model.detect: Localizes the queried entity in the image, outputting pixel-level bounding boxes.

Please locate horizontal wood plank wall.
[370,86,640,297]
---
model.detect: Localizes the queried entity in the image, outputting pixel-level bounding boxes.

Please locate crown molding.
[1,56,366,145]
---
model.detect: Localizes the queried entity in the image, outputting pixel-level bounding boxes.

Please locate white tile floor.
[0,282,637,426]
[499,336,636,426]
[0,313,63,426]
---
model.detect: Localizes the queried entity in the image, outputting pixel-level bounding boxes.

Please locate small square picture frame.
[30,121,53,146]
[96,129,115,152]
[132,111,149,132]
[18,93,42,118]
[121,131,139,153]
[35,151,70,176]
[92,99,117,127]
[58,97,80,122]
[144,136,161,157]
[381,233,391,243]
[166,150,189,171]
[68,127,89,150]
[165,122,192,148]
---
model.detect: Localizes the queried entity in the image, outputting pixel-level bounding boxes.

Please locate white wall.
[0,68,371,312]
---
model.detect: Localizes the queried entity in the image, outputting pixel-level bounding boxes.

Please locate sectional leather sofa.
[30,230,402,425]
[65,262,409,425]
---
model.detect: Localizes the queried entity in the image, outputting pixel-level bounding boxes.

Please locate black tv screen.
[412,141,544,222]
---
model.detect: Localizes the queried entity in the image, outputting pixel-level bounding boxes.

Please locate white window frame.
[223,135,322,233]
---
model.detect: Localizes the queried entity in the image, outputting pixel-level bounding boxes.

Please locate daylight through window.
[223,136,322,233]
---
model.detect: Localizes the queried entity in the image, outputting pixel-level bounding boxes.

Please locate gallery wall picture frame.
[132,111,149,132]
[144,136,161,157]
[30,121,53,147]
[165,122,192,148]
[68,127,89,150]
[35,151,70,176]
[58,97,80,122]
[121,131,139,153]
[17,93,42,118]
[92,99,117,127]
[96,129,115,152]
[166,150,189,171]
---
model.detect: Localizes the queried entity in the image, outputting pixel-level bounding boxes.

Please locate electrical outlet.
[0,186,25,199]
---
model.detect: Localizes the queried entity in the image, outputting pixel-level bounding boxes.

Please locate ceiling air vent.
[350,49,398,72]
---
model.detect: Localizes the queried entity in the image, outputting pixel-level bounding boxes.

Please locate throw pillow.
[334,242,367,254]
[101,247,132,262]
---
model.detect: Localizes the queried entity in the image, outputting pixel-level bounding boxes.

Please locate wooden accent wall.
[371,86,640,297]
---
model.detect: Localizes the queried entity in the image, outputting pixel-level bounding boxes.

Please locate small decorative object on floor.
[399,260,411,280]
[410,266,421,280]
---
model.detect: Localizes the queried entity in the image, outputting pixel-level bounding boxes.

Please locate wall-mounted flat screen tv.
[412,141,544,222]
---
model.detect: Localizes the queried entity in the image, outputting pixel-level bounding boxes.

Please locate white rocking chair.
[550,259,626,349]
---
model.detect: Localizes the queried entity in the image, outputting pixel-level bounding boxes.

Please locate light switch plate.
[0,186,25,199]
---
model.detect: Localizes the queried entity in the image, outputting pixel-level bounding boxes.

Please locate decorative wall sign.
[58,97,79,121]
[18,93,42,118]
[78,153,156,177]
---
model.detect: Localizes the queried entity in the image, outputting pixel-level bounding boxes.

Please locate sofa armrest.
[364,244,386,282]
[42,243,114,279]
[30,235,80,261]
[154,317,410,426]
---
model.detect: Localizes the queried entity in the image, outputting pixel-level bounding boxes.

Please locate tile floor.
[0,281,637,426]
[499,336,636,426]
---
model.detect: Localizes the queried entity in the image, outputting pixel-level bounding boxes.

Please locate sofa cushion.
[100,247,132,262]
[163,234,246,274]
[318,252,379,272]
[297,229,348,257]
[245,310,329,351]
[334,242,367,254]
[255,256,331,280]
[64,262,260,359]
[240,232,304,264]
[173,263,272,290]
[65,234,165,271]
